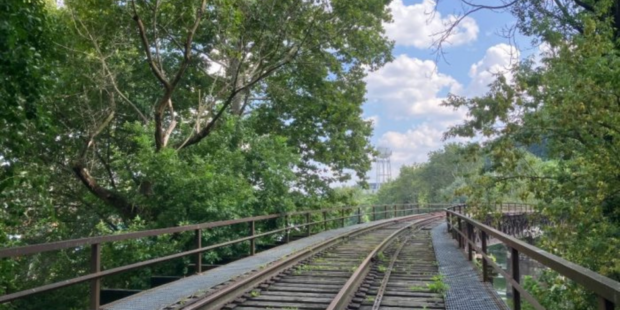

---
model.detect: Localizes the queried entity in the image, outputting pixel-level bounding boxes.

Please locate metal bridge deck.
[103,219,508,310]
[102,218,399,310]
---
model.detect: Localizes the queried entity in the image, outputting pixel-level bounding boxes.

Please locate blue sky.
[363,0,537,182]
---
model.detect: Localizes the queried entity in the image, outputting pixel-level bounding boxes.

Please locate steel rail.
[325,213,445,310]
[370,221,436,310]
[371,233,413,310]
[446,206,620,310]
[180,213,436,310]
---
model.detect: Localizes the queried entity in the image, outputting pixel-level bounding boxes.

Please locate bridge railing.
[446,205,620,310]
[0,203,448,309]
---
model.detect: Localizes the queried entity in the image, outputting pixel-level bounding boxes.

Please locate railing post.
[598,296,614,310]
[249,221,256,256]
[393,205,396,218]
[372,206,376,222]
[511,247,521,310]
[90,243,101,310]
[306,212,311,236]
[323,211,328,231]
[195,229,203,273]
[285,214,290,243]
[358,207,362,224]
[341,209,345,227]
[446,211,450,233]
[481,230,489,282]
[467,222,473,261]
[457,217,463,249]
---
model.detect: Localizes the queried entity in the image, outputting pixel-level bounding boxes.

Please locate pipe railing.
[0,203,448,309]
[446,205,620,310]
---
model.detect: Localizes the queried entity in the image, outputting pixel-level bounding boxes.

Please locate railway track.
[356,224,445,310]
[175,212,444,310]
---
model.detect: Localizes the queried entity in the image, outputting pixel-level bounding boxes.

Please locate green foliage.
[376,143,479,204]
[426,275,449,296]
[0,0,55,155]
[441,1,620,308]
[0,0,394,308]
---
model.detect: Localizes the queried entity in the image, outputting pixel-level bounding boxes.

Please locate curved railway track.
[173,213,445,310]
[355,222,445,310]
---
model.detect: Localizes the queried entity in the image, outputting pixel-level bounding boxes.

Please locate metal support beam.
[249,222,256,256]
[90,243,101,310]
[482,230,489,282]
[195,229,202,273]
[511,247,521,310]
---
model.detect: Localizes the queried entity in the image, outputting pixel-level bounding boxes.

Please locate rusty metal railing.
[0,203,448,309]
[446,205,620,310]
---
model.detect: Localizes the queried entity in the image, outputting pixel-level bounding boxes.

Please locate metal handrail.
[445,205,620,310]
[0,203,448,309]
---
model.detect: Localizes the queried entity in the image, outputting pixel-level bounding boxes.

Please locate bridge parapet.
[446,205,620,310]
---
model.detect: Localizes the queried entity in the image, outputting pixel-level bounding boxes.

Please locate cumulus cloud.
[365,54,465,121]
[365,44,524,179]
[385,0,479,48]
[379,123,444,164]
[365,115,380,128]
[466,43,519,96]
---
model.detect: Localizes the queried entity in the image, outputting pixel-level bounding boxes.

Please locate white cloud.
[365,54,465,121]
[365,115,380,128]
[380,123,444,164]
[365,44,524,180]
[385,0,479,48]
[375,123,468,179]
[466,43,519,96]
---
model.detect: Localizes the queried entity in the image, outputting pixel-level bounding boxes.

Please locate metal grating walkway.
[432,223,507,310]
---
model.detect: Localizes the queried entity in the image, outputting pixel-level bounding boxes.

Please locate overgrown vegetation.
[377,1,620,309]
[4,1,620,310]
[0,0,393,308]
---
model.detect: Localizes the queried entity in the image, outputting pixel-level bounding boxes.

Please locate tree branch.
[131,0,170,90]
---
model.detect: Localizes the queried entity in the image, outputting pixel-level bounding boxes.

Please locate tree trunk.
[73,162,138,220]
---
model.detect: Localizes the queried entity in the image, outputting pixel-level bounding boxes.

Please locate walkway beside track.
[432,223,506,310]
[102,216,410,310]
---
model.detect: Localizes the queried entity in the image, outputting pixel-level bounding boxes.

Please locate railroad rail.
[173,212,445,310]
[0,203,448,309]
[361,221,444,310]
[446,205,620,310]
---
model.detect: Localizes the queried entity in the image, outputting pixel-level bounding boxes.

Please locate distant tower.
[375,147,392,185]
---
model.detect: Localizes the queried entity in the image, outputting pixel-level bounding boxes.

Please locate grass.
[426,274,449,296]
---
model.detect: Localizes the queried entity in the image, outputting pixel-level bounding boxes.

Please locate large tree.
[1,1,393,308]
[1,0,393,230]
[441,1,620,308]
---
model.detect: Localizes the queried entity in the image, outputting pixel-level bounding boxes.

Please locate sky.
[363,0,536,183]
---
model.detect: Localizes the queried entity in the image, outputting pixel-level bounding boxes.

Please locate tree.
[1,1,393,308]
[441,1,620,308]
[50,0,393,222]
[376,144,478,204]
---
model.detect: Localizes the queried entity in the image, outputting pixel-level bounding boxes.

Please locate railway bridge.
[1,204,619,310]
